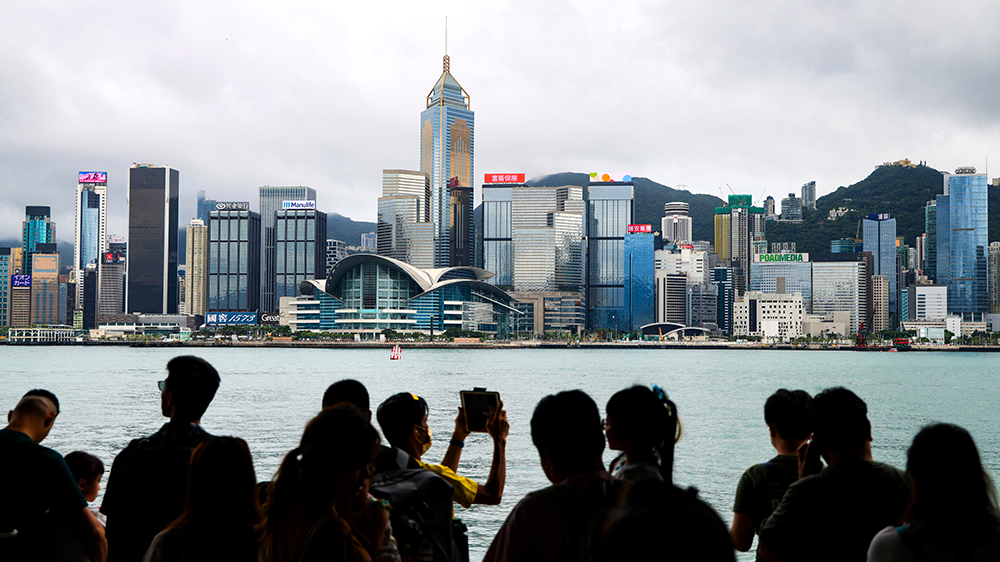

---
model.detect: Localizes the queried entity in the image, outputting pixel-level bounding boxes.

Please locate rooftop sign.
[215,202,250,211]
[78,171,107,184]
[484,173,526,184]
[755,253,809,263]
[589,172,633,183]
[627,224,652,234]
[282,200,316,210]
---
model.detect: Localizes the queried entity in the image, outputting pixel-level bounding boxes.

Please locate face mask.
[416,425,432,455]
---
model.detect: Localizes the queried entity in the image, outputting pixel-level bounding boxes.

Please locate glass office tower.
[420,54,474,267]
[749,258,813,312]
[862,213,897,327]
[586,182,634,330]
[377,170,432,267]
[482,184,513,287]
[259,186,316,312]
[624,229,655,331]
[274,209,327,302]
[937,170,989,313]
[712,267,734,333]
[208,204,261,313]
[812,261,866,335]
[22,206,55,276]
[126,164,179,314]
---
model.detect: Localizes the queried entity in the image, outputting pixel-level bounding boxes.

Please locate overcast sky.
[3,0,999,241]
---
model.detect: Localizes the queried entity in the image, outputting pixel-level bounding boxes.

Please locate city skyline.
[3,1,1000,240]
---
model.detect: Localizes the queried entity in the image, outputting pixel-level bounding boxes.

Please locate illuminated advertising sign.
[678,244,694,249]
[484,173,526,184]
[259,313,281,326]
[867,213,890,221]
[11,275,31,287]
[282,200,316,210]
[103,252,125,265]
[755,253,809,263]
[589,172,633,183]
[215,201,250,211]
[78,171,107,184]
[627,224,652,234]
[205,312,259,325]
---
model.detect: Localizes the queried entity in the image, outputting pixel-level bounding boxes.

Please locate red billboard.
[627,224,652,234]
[484,173,525,184]
[79,171,107,184]
[447,177,460,188]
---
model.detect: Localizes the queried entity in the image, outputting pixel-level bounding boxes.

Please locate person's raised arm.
[441,407,470,472]
[73,506,107,562]
[473,402,508,505]
[730,512,756,552]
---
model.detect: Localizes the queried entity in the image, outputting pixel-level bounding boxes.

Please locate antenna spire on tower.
[443,16,450,72]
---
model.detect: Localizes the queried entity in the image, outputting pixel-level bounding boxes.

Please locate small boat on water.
[390,344,401,360]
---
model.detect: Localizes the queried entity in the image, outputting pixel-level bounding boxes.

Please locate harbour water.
[3,346,998,561]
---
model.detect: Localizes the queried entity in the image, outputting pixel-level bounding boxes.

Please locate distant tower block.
[661,201,692,244]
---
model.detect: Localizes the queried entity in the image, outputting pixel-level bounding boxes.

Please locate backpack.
[370,447,464,562]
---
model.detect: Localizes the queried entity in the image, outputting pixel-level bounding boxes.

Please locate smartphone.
[460,388,501,433]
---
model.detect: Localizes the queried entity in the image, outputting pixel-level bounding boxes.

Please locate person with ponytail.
[259,405,386,562]
[867,423,1000,561]
[603,385,681,483]
[141,437,260,562]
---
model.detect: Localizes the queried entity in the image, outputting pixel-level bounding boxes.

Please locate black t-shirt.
[758,460,909,562]
[733,454,798,528]
[0,429,88,557]
[101,422,212,562]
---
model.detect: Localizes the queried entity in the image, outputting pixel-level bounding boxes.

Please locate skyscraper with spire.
[420,50,474,267]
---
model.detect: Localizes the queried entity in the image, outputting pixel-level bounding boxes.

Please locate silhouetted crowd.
[3,355,999,562]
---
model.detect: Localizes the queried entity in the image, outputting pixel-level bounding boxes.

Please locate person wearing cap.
[101,356,221,562]
[376,392,509,509]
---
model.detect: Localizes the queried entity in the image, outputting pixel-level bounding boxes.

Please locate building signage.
[215,201,251,211]
[11,274,31,287]
[103,252,125,264]
[755,253,809,263]
[867,213,890,221]
[205,312,259,325]
[627,224,652,234]
[260,313,281,325]
[78,171,107,184]
[589,172,633,183]
[484,173,526,184]
[282,200,316,210]
[447,176,460,188]
[677,244,694,249]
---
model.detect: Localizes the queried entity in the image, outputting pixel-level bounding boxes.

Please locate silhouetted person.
[604,384,681,483]
[101,356,220,562]
[483,390,611,562]
[0,390,107,562]
[759,387,909,562]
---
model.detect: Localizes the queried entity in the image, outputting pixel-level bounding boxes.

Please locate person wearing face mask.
[375,392,509,510]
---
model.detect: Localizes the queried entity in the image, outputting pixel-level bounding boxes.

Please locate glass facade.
[420,56,474,267]
[712,267,734,333]
[274,209,327,304]
[259,186,316,313]
[22,206,55,276]
[482,186,513,287]
[749,260,813,312]
[924,201,937,282]
[624,232,655,330]
[30,253,60,325]
[938,173,989,313]
[208,210,260,313]
[126,165,179,314]
[378,170,432,268]
[862,216,897,326]
[812,261,865,335]
[586,184,634,330]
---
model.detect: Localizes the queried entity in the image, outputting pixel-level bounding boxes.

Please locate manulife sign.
[755,253,809,263]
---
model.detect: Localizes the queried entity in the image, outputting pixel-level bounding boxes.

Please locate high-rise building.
[990,242,1000,314]
[908,284,947,320]
[326,239,347,275]
[274,209,326,303]
[585,181,634,330]
[915,234,927,274]
[863,213,898,328]
[781,193,802,222]
[81,264,98,329]
[655,271,687,325]
[734,292,803,341]
[511,185,585,293]
[924,200,937,282]
[22,206,55,276]
[937,168,989,313]
[259,186,316,312]
[196,190,217,224]
[686,284,718,330]
[712,267,735,333]
[0,248,10,326]
[208,203,261,313]
[871,275,889,332]
[654,248,707,286]
[661,202,692,244]
[73,172,108,316]
[377,170,431,266]
[749,253,813,312]
[623,226,655,331]
[764,196,776,219]
[420,53,474,267]
[714,195,766,297]
[812,260,866,335]
[126,164,179,314]
[99,249,125,318]
[801,180,816,210]
[184,219,208,316]
[30,249,60,325]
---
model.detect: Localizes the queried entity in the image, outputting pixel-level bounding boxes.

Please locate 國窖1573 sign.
[627,224,652,234]
[206,312,259,325]
[755,253,810,263]
[484,173,525,184]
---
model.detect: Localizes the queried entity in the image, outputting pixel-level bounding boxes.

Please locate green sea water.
[4,346,998,561]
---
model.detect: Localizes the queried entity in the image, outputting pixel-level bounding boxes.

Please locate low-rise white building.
[733,292,803,341]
